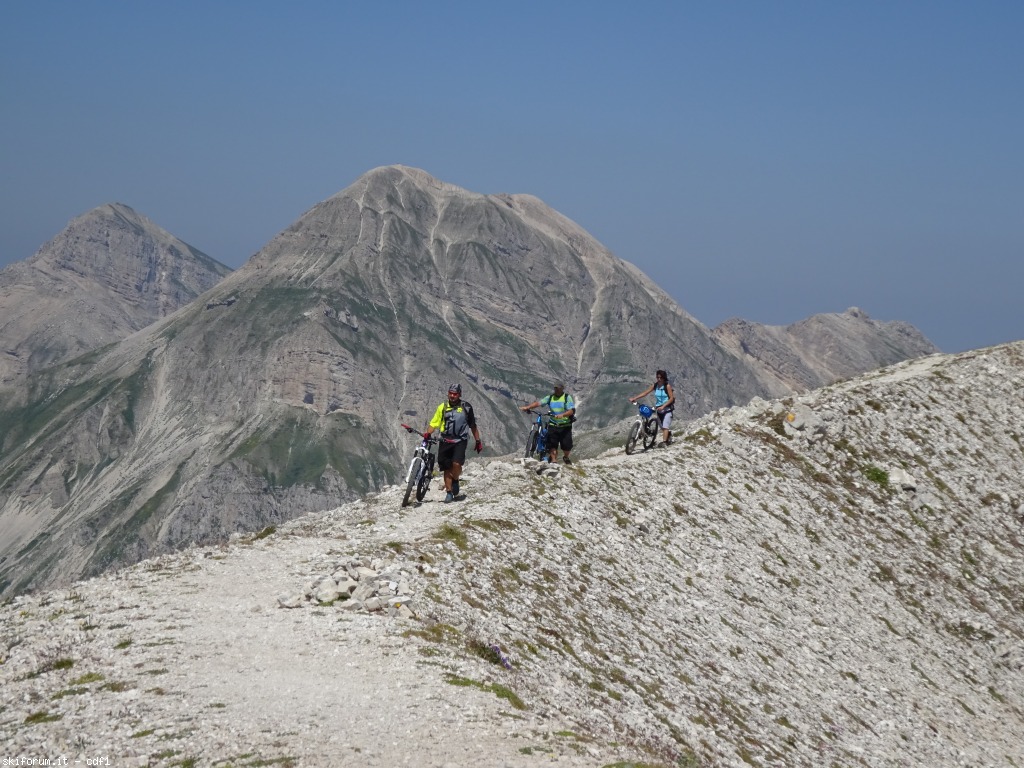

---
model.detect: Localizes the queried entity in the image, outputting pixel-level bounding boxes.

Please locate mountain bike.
[625,401,660,455]
[400,424,440,507]
[523,409,552,459]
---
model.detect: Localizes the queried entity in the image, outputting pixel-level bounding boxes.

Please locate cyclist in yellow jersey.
[423,383,482,502]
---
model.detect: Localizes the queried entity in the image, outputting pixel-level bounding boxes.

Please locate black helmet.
[448,383,462,395]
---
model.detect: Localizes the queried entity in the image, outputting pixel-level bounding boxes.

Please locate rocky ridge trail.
[2,342,1022,767]
[0,528,616,767]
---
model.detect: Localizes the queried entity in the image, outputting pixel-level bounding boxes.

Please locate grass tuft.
[863,465,889,486]
[445,674,526,710]
[24,710,62,724]
[434,523,468,550]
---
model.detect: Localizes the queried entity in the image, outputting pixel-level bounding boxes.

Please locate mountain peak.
[343,164,484,203]
[62,201,151,234]
[0,204,230,386]
[96,201,140,217]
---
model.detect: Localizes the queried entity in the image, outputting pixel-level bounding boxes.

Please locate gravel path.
[2,502,629,767]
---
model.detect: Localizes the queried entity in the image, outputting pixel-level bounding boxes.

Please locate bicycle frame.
[405,441,434,484]
[625,401,660,455]
[523,409,552,459]
[400,424,460,506]
[400,424,439,507]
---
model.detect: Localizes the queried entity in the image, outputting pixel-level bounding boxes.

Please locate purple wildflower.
[490,643,513,670]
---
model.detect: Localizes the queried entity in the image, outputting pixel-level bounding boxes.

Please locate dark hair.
[656,369,668,382]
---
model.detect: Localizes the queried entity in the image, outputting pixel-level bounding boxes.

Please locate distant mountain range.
[0,166,938,597]
[713,308,938,395]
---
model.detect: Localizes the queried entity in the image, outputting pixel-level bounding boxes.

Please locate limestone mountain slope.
[0,167,936,600]
[0,166,762,597]
[0,203,231,389]
[2,341,1020,767]
[713,307,939,396]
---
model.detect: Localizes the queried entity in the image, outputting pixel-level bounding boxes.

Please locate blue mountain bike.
[523,409,551,459]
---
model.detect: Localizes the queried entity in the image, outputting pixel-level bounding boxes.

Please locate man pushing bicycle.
[520,381,576,465]
[423,383,482,503]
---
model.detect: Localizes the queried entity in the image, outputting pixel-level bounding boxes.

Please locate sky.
[2,2,1021,354]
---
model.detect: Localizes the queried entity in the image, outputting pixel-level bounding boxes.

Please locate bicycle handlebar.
[629,397,670,411]
[401,424,459,444]
[402,424,434,441]
[629,401,658,418]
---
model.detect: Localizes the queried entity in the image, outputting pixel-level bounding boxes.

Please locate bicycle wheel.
[402,457,422,507]
[643,417,659,450]
[524,427,538,458]
[625,421,641,454]
[416,454,435,502]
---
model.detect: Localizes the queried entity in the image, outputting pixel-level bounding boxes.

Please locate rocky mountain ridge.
[713,306,938,396]
[2,340,1021,767]
[0,167,937,601]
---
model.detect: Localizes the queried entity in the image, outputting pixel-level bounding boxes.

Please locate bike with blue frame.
[625,401,660,455]
[523,408,553,460]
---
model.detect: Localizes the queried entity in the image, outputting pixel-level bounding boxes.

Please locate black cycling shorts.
[546,425,573,452]
[437,439,468,470]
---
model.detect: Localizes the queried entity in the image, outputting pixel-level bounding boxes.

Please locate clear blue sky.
[3,1,1021,353]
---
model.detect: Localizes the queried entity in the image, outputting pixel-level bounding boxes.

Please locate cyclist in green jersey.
[520,381,576,464]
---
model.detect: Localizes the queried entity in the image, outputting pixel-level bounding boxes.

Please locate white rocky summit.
[2,341,1022,767]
